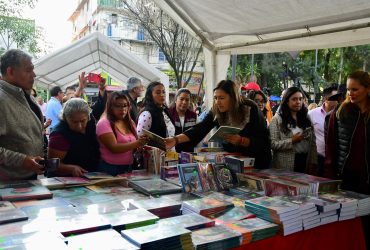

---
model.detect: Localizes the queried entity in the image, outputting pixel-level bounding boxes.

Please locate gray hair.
[60,98,90,122]
[127,77,142,90]
[0,49,32,76]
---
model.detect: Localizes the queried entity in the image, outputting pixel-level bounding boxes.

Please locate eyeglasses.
[113,104,129,109]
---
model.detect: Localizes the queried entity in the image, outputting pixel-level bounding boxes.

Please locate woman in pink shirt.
[96,91,147,175]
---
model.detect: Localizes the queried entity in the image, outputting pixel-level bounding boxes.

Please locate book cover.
[157,213,215,230]
[177,163,204,193]
[0,185,53,201]
[245,196,300,215]
[121,223,192,247]
[0,201,16,212]
[142,129,167,151]
[208,126,241,142]
[264,179,309,197]
[212,164,238,191]
[83,172,114,180]
[0,208,28,224]
[66,229,139,250]
[54,177,91,185]
[99,209,159,230]
[198,163,219,192]
[129,178,182,196]
[224,155,255,173]
[191,224,241,248]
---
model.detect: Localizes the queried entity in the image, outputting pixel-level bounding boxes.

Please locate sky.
[23,0,76,53]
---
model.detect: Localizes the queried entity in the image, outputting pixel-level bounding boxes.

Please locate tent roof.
[154,0,370,54]
[33,32,169,89]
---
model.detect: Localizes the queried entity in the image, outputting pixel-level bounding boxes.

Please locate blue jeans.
[97,161,132,176]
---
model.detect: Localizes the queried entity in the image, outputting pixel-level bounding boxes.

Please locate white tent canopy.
[33,32,169,92]
[154,0,370,106]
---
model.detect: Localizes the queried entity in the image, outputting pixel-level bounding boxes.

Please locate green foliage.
[0,16,42,55]
[228,45,370,96]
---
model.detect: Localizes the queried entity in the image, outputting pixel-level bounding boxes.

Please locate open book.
[208,126,241,142]
[142,129,167,151]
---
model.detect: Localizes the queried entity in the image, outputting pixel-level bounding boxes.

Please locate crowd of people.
[0,48,369,246]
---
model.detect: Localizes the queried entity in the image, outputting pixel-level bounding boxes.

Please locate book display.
[0,149,368,249]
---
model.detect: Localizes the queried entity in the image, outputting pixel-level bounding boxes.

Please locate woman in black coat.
[165,80,271,169]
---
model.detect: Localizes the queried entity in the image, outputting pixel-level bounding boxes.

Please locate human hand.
[22,156,45,175]
[99,78,106,91]
[44,119,52,129]
[78,71,88,89]
[223,134,241,145]
[164,137,176,149]
[136,135,149,148]
[292,132,304,143]
[68,165,88,177]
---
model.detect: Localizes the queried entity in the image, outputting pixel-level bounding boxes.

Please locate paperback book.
[208,126,241,142]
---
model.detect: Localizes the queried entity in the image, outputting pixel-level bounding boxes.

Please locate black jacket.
[184,100,271,169]
[51,115,100,172]
[141,104,175,144]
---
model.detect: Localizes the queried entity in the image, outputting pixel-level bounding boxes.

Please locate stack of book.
[0,182,53,201]
[236,172,270,192]
[198,191,246,207]
[181,197,234,218]
[0,231,67,250]
[342,191,370,216]
[129,197,182,219]
[51,213,112,237]
[224,155,255,173]
[51,187,96,198]
[258,169,342,194]
[99,208,159,231]
[191,224,241,250]
[245,196,303,236]
[121,224,194,250]
[309,196,340,225]
[319,193,358,221]
[263,178,310,197]
[66,229,139,250]
[281,196,320,230]
[157,213,215,230]
[210,206,256,225]
[226,217,279,245]
[129,178,182,196]
[161,192,200,203]
[0,201,28,225]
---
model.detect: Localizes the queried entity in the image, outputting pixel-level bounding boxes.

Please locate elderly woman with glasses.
[48,98,100,177]
[168,88,198,152]
[96,91,148,176]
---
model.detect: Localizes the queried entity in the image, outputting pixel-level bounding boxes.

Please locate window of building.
[137,26,144,40]
[158,49,166,62]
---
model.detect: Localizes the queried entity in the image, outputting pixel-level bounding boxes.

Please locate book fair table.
[232,217,366,250]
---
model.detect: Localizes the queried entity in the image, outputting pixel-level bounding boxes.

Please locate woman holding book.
[48,98,99,177]
[269,86,317,173]
[325,71,370,249]
[96,91,148,176]
[165,80,271,169]
[136,82,176,146]
[168,88,198,153]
